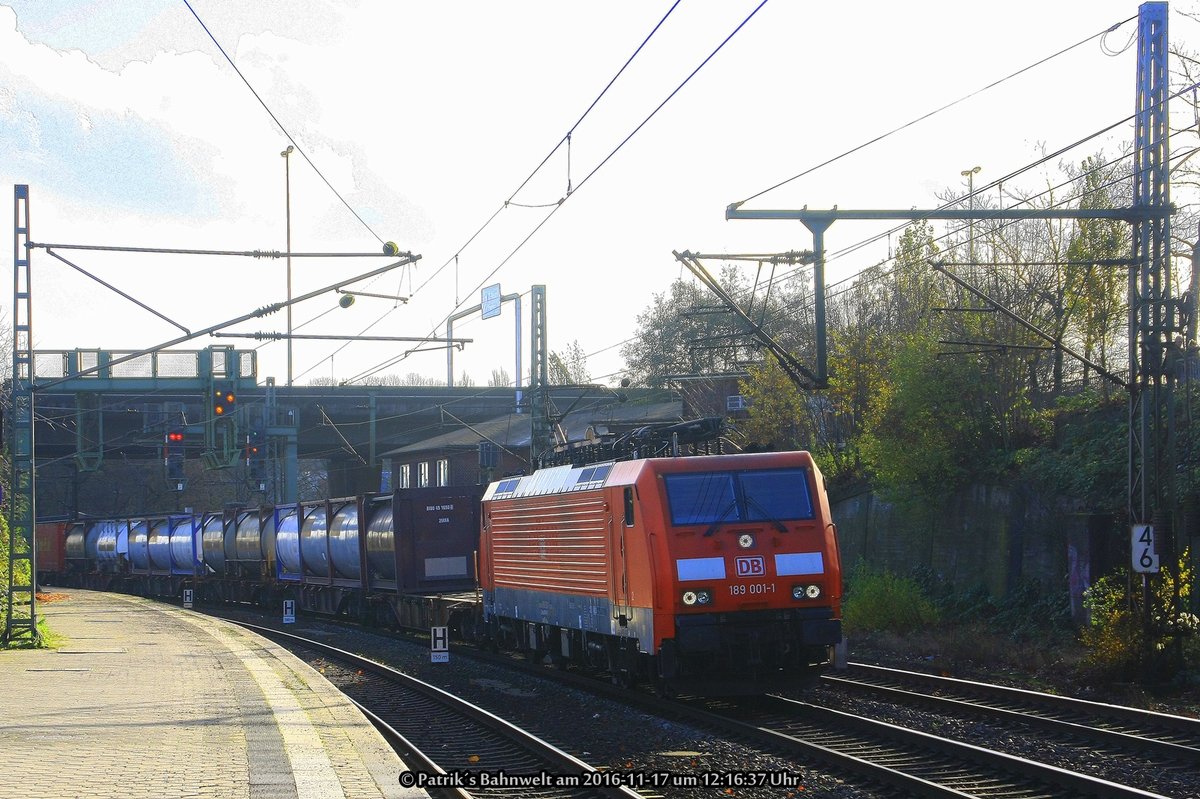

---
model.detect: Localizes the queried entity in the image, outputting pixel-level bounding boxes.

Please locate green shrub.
[843,565,939,634]
[1081,551,1199,685]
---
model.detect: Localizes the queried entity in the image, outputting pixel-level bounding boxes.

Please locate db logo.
[735,556,765,577]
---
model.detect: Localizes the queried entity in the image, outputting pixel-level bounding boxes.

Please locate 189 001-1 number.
[729,583,775,595]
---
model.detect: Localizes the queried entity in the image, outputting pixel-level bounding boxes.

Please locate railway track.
[449,642,1185,797]
[230,621,641,799]
[211,606,1196,798]
[824,662,1200,763]
[688,693,1175,799]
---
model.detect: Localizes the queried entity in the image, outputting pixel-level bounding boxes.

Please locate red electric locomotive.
[479,450,842,693]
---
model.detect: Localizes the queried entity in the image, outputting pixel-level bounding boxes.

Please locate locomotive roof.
[481,451,816,502]
[381,399,683,456]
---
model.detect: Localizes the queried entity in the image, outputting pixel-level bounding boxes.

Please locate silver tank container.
[365,506,396,579]
[65,523,86,560]
[223,513,239,564]
[169,517,196,573]
[300,506,329,576]
[328,502,359,580]
[261,514,277,572]
[275,508,301,575]
[84,524,101,560]
[201,514,225,572]
[128,520,150,570]
[235,512,264,561]
[95,521,128,563]
[147,520,171,571]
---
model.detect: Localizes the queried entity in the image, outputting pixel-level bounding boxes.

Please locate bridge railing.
[32,348,257,383]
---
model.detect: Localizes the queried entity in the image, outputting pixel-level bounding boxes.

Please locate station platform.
[0,589,426,799]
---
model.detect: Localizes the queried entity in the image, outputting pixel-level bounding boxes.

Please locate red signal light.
[167,431,184,443]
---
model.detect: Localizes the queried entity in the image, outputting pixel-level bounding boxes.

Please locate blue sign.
[481,284,502,319]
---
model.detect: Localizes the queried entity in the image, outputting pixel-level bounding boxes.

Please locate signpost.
[182,589,193,609]
[481,284,502,319]
[431,625,449,663]
[1131,524,1160,574]
[283,599,296,624]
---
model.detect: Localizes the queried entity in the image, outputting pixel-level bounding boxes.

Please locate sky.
[1,0,1195,390]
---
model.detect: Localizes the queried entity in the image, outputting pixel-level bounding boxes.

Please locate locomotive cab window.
[664,468,814,527]
[664,472,738,526]
[741,468,814,521]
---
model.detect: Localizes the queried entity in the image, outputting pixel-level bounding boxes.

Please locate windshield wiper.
[744,494,788,533]
[702,501,740,537]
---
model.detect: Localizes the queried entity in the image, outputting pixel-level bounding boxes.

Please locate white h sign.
[431,625,449,663]
[182,589,193,609]
[283,599,296,624]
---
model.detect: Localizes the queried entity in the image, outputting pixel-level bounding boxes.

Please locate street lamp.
[961,165,981,264]
[281,145,294,386]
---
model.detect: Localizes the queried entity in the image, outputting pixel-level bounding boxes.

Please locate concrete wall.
[832,483,1111,600]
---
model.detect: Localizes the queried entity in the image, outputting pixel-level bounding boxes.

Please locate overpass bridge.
[27,345,648,515]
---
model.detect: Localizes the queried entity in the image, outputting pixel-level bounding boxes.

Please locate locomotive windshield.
[664,468,814,526]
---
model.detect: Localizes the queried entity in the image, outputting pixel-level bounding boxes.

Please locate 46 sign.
[1131,524,1160,574]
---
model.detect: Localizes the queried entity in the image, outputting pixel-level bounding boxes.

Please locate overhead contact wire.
[181,0,385,246]
[408,0,684,299]
[348,0,771,384]
[735,14,1139,206]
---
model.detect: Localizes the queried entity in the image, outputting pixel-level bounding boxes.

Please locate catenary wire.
[345,0,771,385]
[181,0,385,246]
[735,14,1138,206]
[289,2,684,381]
[405,1,683,301]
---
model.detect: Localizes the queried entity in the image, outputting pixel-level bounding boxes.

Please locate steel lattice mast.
[4,185,38,644]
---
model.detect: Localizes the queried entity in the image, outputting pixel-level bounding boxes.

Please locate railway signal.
[164,429,186,489]
[212,384,236,418]
[245,430,268,480]
[164,429,184,479]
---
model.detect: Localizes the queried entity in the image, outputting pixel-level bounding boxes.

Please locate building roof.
[381,399,684,457]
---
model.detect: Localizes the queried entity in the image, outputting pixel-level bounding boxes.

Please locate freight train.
[37,450,843,693]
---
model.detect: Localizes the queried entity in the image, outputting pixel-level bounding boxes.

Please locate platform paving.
[0,589,428,799]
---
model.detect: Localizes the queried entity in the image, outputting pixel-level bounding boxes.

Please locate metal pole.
[447,317,455,387]
[961,166,980,264]
[282,145,294,386]
[514,294,523,413]
[800,221,831,386]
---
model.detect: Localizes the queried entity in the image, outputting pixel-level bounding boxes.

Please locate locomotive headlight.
[793,584,822,600]
[737,533,755,549]
[696,589,713,605]
[682,591,698,605]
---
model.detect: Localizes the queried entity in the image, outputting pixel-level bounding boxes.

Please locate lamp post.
[281,145,294,386]
[961,165,981,264]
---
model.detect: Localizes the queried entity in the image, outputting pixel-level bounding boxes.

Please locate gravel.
[234,610,877,799]
[222,606,1200,798]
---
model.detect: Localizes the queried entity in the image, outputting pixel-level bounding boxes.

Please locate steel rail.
[349,699,473,799]
[746,694,1173,799]
[828,663,1200,761]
